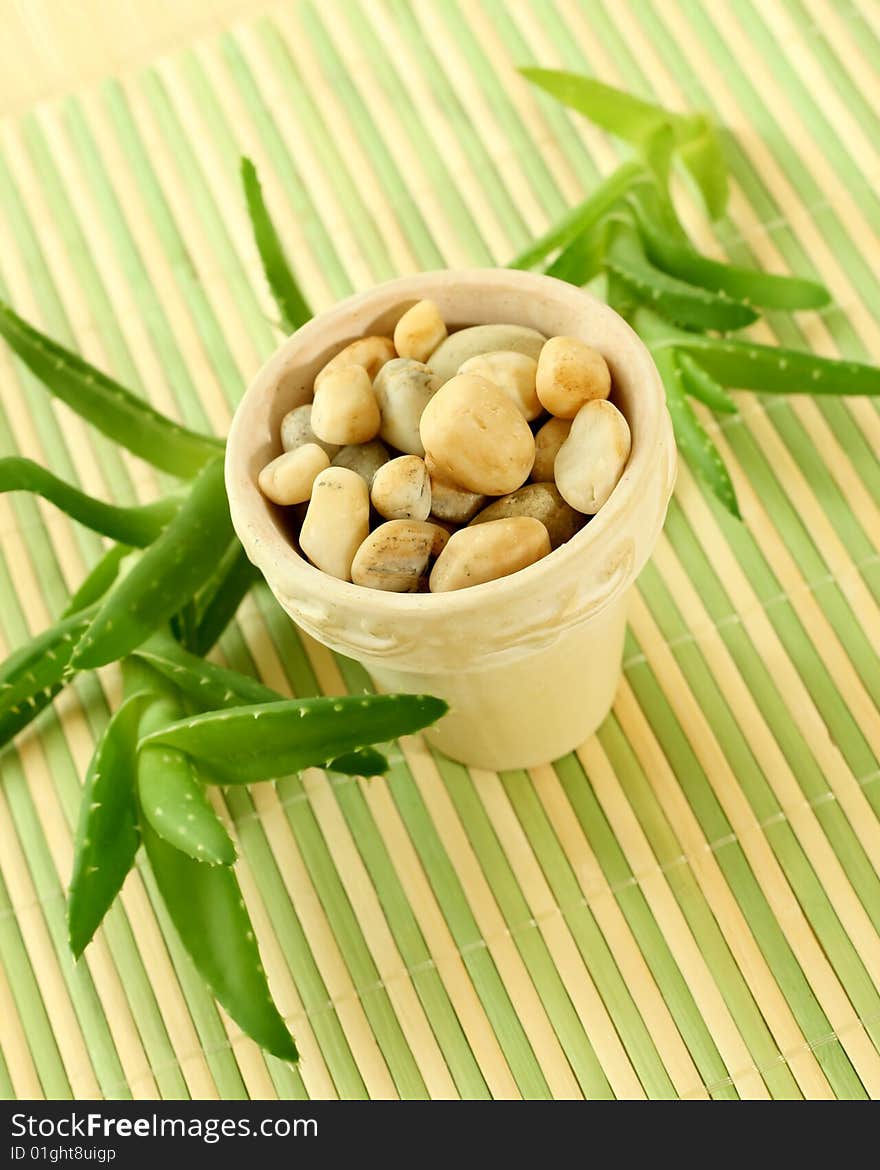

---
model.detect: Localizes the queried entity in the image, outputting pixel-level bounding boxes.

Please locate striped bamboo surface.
[0,0,879,1101]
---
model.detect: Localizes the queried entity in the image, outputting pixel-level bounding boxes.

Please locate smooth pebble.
[427,323,546,384]
[427,467,488,524]
[393,300,447,363]
[332,440,389,487]
[313,335,395,390]
[419,373,535,495]
[312,365,381,446]
[469,482,584,550]
[373,358,441,456]
[351,519,446,592]
[458,350,542,420]
[531,416,571,482]
[536,336,611,419]
[429,516,551,592]
[258,443,330,506]
[371,455,431,521]
[554,399,631,514]
[299,467,370,580]
[280,403,340,458]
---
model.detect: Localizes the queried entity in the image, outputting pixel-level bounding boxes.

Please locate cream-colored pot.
[225,269,676,770]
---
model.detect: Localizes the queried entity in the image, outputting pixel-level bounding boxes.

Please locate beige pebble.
[371,455,431,521]
[531,416,572,482]
[469,482,584,550]
[420,373,535,495]
[351,519,444,592]
[373,358,441,456]
[313,335,396,390]
[280,403,340,458]
[312,365,381,446]
[536,336,611,419]
[427,466,487,524]
[258,443,330,506]
[427,323,546,383]
[429,516,551,593]
[299,467,370,580]
[393,300,448,363]
[458,350,542,420]
[331,440,389,487]
[554,399,631,514]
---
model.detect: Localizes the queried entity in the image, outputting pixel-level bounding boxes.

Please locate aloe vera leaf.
[67,692,148,957]
[660,333,880,396]
[241,157,312,334]
[73,457,233,670]
[133,631,281,711]
[520,68,672,147]
[327,747,389,777]
[607,219,758,331]
[191,542,261,657]
[632,201,829,309]
[677,352,738,414]
[62,544,133,617]
[508,159,644,270]
[141,694,448,784]
[140,814,297,1061]
[676,115,729,219]
[544,217,609,286]
[653,346,741,519]
[0,605,98,750]
[0,298,223,478]
[0,458,180,547]
[137,694,236,866]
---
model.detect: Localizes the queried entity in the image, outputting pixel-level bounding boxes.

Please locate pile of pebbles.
[258,300,631,593]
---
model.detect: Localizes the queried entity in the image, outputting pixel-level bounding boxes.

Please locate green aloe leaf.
[138,694,236,867]
[133,631,281,712]
[0,298,223,478]
[62,544,133,617]
[0,605,97,750]
[677,352,738,414]
[241,156,312,334]
[664,333,880,395]
[544,218,609,286]
[67,692,147,957]
[654,347,741,518]
[73,457,233,669]
[676,115,729,219]
[191,542,261,657]
[508,159,644,270]
[520,68,671,147]
[327,747,390,777]
[0,458,180,547]
[607,219,758,331]
[632,198,829,309]
[141,815,297,1061]
[140,694,448,784]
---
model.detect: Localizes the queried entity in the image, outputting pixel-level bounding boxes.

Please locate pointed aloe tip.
[272,1033,299,1064]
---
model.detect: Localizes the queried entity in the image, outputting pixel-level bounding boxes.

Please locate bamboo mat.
[0,0,879,1101]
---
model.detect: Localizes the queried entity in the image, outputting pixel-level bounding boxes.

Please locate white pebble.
[429,517,551,592]
[312,366,381,445]
[373,358,441,456]
[331,440,389,487]
[458,350,542,420]
[554,399,631,514]
[427,467,487,524]
[280,403,340,458]
[427,323,546,383]
[393,300,448,363]
[351,519,441,592]
[258,443,330,505]
[313,335,396,390]
[419,373,535,495]
[536,336,611,418]
[299,467,370,580]
[531,416,571,482]
[370,455,432,521]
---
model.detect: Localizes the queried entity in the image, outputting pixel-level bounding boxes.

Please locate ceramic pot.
[225,268,676,770]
